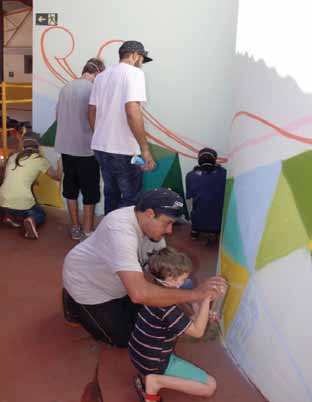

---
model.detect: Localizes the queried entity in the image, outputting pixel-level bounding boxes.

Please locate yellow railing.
[1,82,32,159]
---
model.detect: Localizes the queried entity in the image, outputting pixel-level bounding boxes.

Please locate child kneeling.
[0,136,62,239]
[128,247,219,402]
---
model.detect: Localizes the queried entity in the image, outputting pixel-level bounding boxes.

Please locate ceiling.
[3,0,32,13]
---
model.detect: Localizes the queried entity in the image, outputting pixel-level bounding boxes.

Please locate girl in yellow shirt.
[0,136,62,239]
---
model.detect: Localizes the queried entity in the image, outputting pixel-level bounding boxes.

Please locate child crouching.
[129,247,220,402]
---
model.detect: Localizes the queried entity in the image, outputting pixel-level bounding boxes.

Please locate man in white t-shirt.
[88,40,156,215]
[62,188,227,347]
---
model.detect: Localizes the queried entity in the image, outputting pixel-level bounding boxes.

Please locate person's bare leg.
[67,199,80,227]
[145,374,216,400]
[82,204,95,234]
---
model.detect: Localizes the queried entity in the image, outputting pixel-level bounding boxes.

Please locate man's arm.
[118,271,226,307]
[88,104,97,131]
[125,101,155,172]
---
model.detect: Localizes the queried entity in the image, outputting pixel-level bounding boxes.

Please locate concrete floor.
[0,207,267,402]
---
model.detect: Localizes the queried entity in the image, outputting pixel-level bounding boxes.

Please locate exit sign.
[36,13,58,26]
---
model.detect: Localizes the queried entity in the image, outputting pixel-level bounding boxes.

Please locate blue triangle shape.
[143,155,175,191]
[223,190,247,268]
[234,161,281,272]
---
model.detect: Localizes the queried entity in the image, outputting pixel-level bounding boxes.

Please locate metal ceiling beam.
[16,0,32,7]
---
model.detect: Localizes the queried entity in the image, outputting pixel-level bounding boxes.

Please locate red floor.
[0,207,266,402]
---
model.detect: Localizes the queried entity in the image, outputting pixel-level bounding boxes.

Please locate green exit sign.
[36,13,58,26]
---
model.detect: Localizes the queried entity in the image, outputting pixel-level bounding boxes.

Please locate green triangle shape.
[282,151,312,238]
[162,154,189,219]
[256,173,309,270]
[143,154,175,191]
[40,121,57,147]
[149,143,175,160]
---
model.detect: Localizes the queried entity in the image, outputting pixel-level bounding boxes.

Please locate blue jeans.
[95,151,143,215]
[2,204,46,225]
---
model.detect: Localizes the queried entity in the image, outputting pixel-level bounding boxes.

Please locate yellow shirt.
[0,153,50,210]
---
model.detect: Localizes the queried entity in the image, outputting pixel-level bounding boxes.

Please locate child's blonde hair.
[148,247,192,280]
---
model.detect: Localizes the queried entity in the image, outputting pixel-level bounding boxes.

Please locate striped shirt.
[128,304,191,375]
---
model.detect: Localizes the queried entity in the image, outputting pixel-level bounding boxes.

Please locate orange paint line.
[96,39,124,59]
[39,27,226,162]
[63,59,78,80]
[55,58,77,80]
[143,111,198,154]
[142,108,199,153]
[40,26,76,84]
[146,131,196,159]
[233,111,312,145]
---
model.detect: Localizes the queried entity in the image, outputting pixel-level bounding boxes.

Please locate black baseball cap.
[198,147,217,165]
[119,40,153,63]
[136,188,186,223]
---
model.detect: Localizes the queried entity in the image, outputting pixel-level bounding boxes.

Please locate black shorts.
[62,288,140,347]
[61,154,100,205]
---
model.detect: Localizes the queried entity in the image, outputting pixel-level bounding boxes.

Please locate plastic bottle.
[130,155,145,165]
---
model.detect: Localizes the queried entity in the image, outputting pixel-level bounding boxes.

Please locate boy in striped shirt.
[129,247,223,402]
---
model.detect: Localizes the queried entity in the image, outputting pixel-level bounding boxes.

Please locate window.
[24,55,32,74]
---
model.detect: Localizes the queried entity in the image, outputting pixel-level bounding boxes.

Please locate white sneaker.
[79,231,94,242]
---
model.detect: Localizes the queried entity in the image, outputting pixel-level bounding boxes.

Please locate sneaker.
[79,231,94,243]
[24,217,39,239]
[207,233,218,246]
[3,214,22,228]
[190,229,200,239]
[70,226,81,240]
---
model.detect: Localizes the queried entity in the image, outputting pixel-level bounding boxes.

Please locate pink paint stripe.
[33,74,62,90]
[229,112,312,159]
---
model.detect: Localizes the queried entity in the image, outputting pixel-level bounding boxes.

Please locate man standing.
[55,58,105,240]
[88,41,156,215]
[62,188,226,347]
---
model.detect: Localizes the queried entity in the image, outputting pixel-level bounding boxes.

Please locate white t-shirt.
[63,206,165,305]
[89,63,146,155]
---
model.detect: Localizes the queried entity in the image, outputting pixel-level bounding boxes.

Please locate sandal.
[133,375,163,402]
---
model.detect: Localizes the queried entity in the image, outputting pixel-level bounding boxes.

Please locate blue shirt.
[186,166,226,233]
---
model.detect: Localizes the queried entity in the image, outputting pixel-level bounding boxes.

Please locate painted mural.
[220,2,312,401]
[33,0,237,209]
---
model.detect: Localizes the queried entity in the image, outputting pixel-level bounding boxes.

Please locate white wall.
[4,53,32,83]
[33,0,238,176]
[221,2,312,402]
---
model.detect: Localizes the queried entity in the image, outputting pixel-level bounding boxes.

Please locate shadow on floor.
[0,207,266,402]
